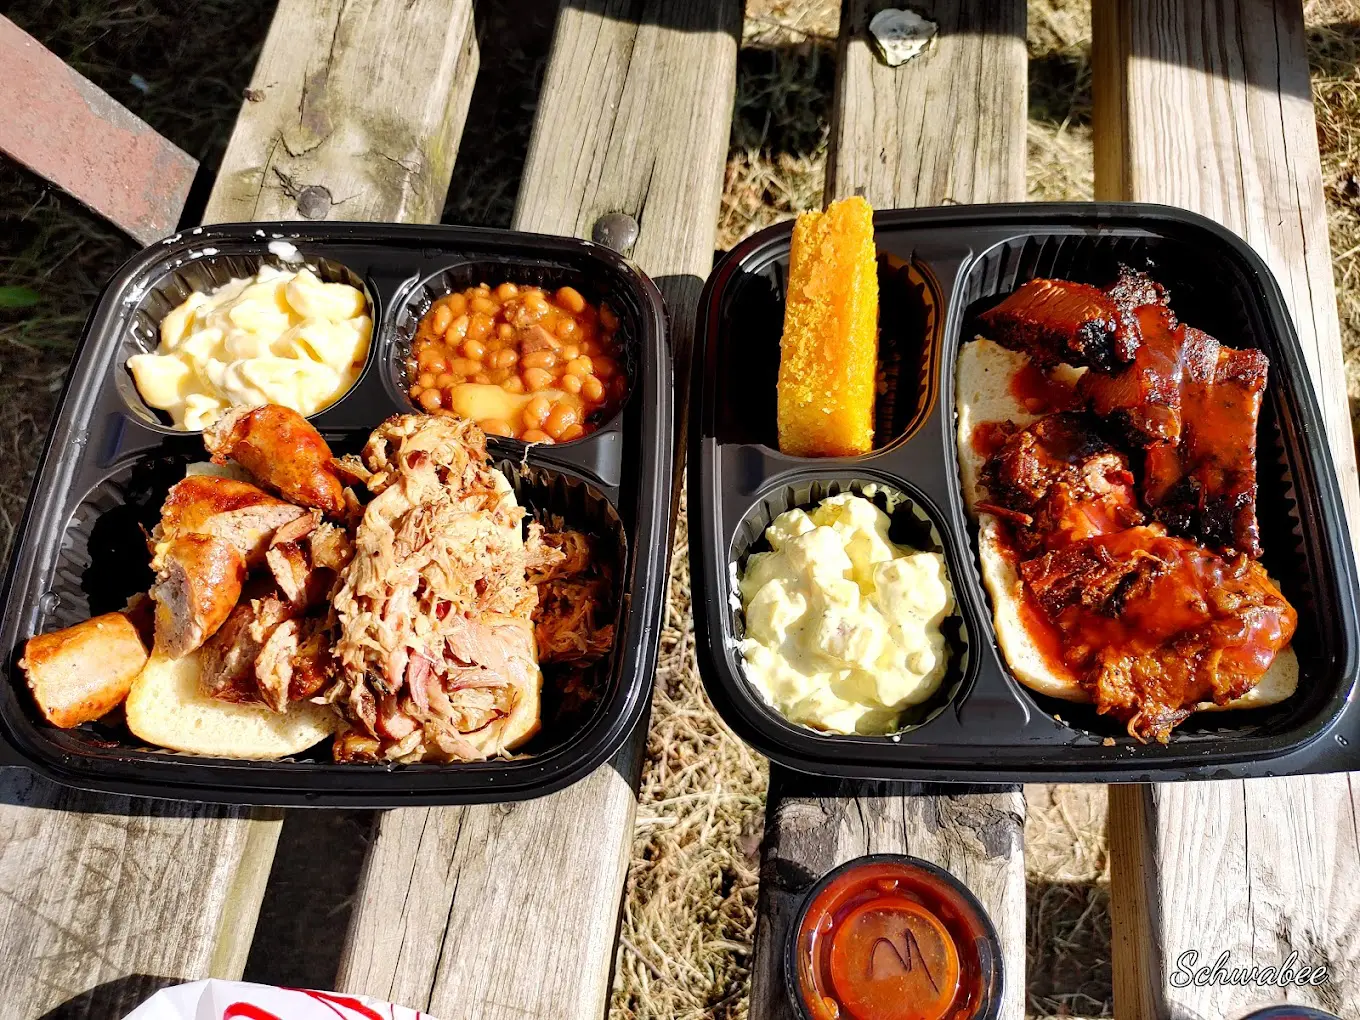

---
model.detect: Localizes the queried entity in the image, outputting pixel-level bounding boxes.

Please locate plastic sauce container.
[1237,1009,1341,1019]
[786,855,1002,1020]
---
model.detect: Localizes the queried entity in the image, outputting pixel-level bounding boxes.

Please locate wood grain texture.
[0,15,196,243]
[750,3,1029,1019]
[0,5,486,1015]
[335,4,739,1018]
[828,0,1027,207]
[0,770,283,1018]
[203,0,478,224]
[1094,2,1360,1017]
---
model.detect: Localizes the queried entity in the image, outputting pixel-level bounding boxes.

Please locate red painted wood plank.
[0,15,197,243]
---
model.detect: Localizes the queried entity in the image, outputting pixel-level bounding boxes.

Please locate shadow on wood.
[37,973,184,1020]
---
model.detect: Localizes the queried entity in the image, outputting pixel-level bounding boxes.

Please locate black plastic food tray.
[691,202,1360,783]
[0,222,673,806]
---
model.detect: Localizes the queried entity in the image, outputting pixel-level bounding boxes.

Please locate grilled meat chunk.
[979,278,1138,371]
[153,474,307,568]
[1104,264,1170,312]
[1019,525,1295,741]
[150,533,247,657]
[1143,345,1267,558]
[1079,307,1221,446]
[979,413,1144,555]
[20,613,148,727]
[199,596,293,703]
[205,404,345,514]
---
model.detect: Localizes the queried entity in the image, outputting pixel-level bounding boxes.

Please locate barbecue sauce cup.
[0,222,672,806]
[690,203,1360,783]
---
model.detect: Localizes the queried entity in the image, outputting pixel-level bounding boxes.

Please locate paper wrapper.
[120,979,441,1020]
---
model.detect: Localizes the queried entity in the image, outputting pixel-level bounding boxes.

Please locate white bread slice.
[956,337,1298,712]
[126,651,337,758]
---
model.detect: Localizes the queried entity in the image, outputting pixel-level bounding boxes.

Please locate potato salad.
[737,493,954,735]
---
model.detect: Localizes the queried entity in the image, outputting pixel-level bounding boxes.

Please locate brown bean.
[559,423,586,442]
[448,358,481,377]
[522,396,552,430]
[497,322,515,340]
[582,375,606,403]
[445,293,468,317]
[521,350,558,371]
[471,296,499,316]
[556,286,587,314]
[561,344,580,362]
[435,372,454,388]
[503,375,525,394]
[487,367,513,385]
[523,367,555,391]
[431,304,453,334]
[566,356,593,377]
[521,429,552,444]
[494,282,519,301]
[467,313,493,343]
[561,373,583,395]
[524,291,550,317]
[480,418,514,437]
[556,317,579,341]
[409,384,423,400]
[417,372,436,389]
[491,348,518,370]
[472,372,490,385]
[418,388,442,411]
[463,338,487,361]
[446,315,470,343]
[418,349,447,374]
[544,401,579,440]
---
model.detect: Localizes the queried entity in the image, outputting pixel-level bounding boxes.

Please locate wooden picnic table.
[1,1,1359,1019]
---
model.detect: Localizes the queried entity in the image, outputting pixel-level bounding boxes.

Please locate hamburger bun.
[956,337,1297,712]
[126,651,337,758]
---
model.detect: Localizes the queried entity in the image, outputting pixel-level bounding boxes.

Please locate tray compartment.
[952,230,1344,747]
[385,261,642,485]
[722,473,974,743]
[707,242,941,454]
[12,441,631,771]
[115,245,377,432]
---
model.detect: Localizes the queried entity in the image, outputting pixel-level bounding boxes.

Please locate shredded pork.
[329,415,543,762]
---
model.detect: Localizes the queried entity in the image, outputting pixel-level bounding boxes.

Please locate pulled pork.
[329,415,543,762]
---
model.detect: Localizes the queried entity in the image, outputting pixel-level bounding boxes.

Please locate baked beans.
[407,283,627,443]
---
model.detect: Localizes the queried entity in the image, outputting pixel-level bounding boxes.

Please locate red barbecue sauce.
[794,860,992,1020]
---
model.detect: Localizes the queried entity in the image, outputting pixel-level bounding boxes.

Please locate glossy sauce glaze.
[791,858,1000,1020]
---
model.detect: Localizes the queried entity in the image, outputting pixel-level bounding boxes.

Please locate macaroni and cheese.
[128,266,371,430]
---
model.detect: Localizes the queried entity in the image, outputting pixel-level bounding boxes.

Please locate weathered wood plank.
[333,4,739,1018]
[0,5,480,1016]
[0,14,197,244]
[1093,2,1360,1016]
[204,0,478,224]
[748,3,1029,1019]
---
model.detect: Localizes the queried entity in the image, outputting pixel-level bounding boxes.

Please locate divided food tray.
[691,203,1360,783]
[0,222,673,806]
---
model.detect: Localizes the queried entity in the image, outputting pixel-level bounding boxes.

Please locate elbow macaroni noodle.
[127,266,371,430]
